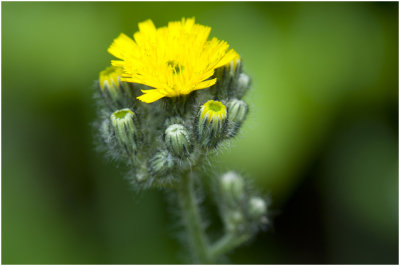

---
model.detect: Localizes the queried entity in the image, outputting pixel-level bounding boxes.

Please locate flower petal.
[137,89,166,103]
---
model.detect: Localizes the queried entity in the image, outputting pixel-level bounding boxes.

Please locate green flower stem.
[208,232,251,262]
[177,170,210,264]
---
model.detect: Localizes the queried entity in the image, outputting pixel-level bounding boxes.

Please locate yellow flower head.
[108,18,240,103]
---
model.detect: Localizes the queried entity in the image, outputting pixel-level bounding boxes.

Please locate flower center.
[167,60,184,74]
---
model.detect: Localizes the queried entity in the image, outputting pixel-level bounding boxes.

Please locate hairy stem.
[177,170,210,263]
[208,232,251,262]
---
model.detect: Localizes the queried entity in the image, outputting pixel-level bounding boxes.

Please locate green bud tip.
[164,124,192,157]
[227,99,248,124]
[148,150,174,176]
[110,108,140,155]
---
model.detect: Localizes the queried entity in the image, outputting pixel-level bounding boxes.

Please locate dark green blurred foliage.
[2,2,398,264]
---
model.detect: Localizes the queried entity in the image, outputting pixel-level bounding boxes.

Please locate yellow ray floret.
[108,18,240,103]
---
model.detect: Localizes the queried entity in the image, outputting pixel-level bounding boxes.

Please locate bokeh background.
[2,2,398,264]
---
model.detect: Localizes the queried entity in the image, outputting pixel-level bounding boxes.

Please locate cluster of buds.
[217,171,268,234]
[95,60,251,189]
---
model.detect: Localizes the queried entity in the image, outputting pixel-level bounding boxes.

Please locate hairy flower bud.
[148,150,175,177]
[248,197,267,220]
[228,99,248,124]
[235,72,251,99]
[195,100,227,148]
[110,108,140,156]
[220,171,245,206]
[226,99,249,138]
[164,124,192,158]
[211,59,242,99]
[99,66,134,108]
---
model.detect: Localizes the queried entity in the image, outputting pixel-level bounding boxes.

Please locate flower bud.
[227,99,248,124]
[226,99,249,138]
[164,124,192,158]
[148,150,175,177]
[195,100,227,148]
[220,171,245,206]
[229,59,241,77]
[235,73,251,99]
[248,197,267,220]
[212,60,241,99]
[110,108,140,156]
[99,66,134,108]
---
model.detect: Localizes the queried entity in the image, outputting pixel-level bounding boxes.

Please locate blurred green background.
[2,2,398,264]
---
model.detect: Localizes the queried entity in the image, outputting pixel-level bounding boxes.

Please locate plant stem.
[177,170,210,263]
[208,232,251,262]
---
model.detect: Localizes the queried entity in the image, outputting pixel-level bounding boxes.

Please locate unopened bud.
[226,99,249,138]
[148,150,175,177]
[220,171,245,205]
[236,73,251,98]
[227,99,248,124]
[228,59,241,77]
[99,66,133,108]
[195,100,227,148]
[164,124,192,157]
[248,197,267,220]
[110,108,140,156]
[212,60,241,99]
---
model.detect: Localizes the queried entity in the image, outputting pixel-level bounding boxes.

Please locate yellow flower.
[108,18,240,103]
